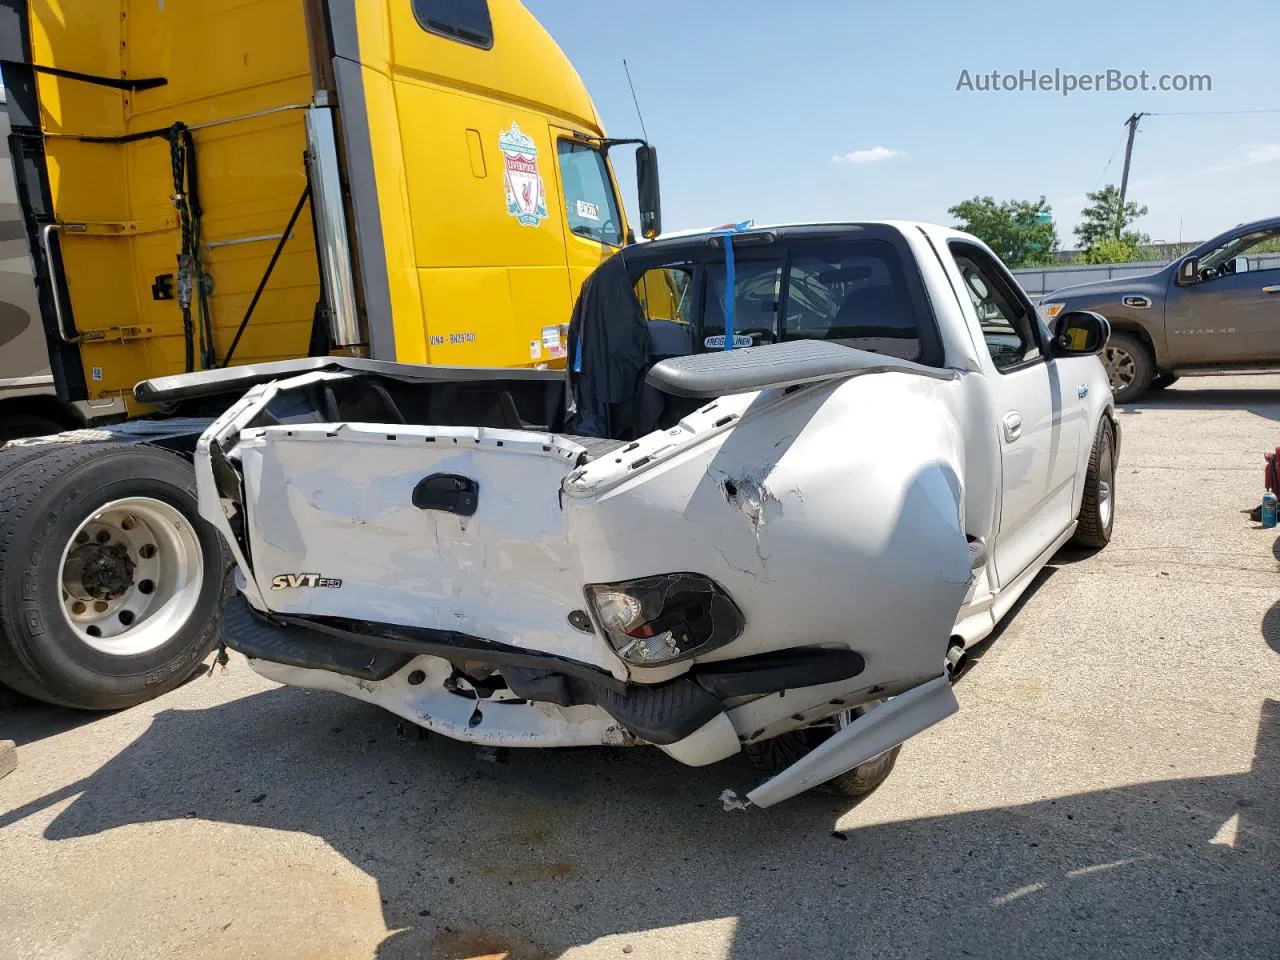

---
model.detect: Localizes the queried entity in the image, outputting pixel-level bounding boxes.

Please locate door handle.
[1262,285,1280,294]
[412,473,479,516]
[1078,384,1089,398]
[1003,412,1022,443]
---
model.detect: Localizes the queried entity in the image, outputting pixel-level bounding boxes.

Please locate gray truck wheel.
[1072,417,1115,549]
[1149,373,1180,391]
[0,442,229,709]
[1102,332,1153,403]
[744,706,900,800]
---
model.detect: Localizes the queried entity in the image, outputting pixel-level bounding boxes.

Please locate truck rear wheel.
[0,442,229,709]
[0,413,64,446]
[744,705,900,800]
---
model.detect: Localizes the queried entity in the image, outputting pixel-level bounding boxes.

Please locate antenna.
[622,59,649,142]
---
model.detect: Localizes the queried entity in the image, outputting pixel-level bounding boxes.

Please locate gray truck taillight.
[584,574,744,666]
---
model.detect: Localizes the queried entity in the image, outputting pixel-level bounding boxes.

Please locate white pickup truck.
[150,222,1117,808]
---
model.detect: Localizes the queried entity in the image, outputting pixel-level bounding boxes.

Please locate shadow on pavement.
[2,681,1276,960]
[1117,386,1280,421]
[0,698,108,747]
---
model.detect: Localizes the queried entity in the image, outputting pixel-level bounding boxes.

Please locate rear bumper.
[220,595,868,748]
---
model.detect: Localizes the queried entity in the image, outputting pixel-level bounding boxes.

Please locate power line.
[1147,107,1280,117]
[1093,131,1127,189]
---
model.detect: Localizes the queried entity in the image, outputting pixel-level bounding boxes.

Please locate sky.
[527,0,1280,247]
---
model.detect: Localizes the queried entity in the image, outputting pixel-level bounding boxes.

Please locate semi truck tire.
[0,442,229,709]
[0,414,64,446]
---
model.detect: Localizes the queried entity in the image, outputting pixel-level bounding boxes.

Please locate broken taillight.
[584,574,744,666]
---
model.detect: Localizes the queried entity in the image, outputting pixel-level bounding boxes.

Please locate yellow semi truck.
[0,0,661,708]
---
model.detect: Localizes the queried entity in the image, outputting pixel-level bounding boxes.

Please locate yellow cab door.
[344,0,622,368]
[549,127,628,357]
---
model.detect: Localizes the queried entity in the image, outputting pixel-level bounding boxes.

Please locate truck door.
[948,242,1084,588]
[1166,226,1280,365]
[551,129,626,330]
[329,0,631,368]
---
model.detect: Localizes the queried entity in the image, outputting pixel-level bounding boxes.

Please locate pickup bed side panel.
[565,373,973,688]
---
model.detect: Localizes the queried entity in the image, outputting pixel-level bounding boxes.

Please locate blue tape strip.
[723,233,736,351]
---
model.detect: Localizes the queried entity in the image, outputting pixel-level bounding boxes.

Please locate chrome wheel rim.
[1103,344,1136,392]
[58,497,204,656]
[1098,437,1115,529]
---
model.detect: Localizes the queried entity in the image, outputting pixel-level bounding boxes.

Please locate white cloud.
[1239,143,1280,166]
[830,146,904,165]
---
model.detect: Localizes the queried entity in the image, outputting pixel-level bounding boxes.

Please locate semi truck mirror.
[1177,256,1200,285]
[1052,310,1110,357]
[636,145,662,239]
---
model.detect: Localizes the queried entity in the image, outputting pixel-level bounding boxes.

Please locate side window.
[635,266,694,324]
[557,141,623,247]
[1194,228,1280,280]
[950,245,1042,371]
[411,0,493,48]
[782,241,922,361]
[702,258,784,349]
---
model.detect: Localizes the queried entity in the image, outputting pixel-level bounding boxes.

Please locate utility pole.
[1116,112,1146,238]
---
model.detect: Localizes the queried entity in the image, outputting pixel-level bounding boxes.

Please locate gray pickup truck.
[1040,215,1280,402]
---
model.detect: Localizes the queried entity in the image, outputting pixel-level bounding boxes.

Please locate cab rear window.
[411,0,493,48]
[697,240,922,361]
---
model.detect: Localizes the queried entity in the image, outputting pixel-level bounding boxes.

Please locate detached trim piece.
[747,674,958,808]
[647,339,955,399]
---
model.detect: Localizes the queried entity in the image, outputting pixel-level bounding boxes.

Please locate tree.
[1074,184,1149,251]
[947,196,1059,267]
[1078,235,1144,264]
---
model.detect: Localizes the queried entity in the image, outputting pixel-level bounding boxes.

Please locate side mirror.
[635,144,662,240]
[1052,310,1110,357]
[1176,256,1200,285]
[1232,255,1250,275]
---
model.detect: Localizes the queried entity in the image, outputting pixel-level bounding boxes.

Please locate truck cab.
[0,0,660,710]
[1041,215,1280,402]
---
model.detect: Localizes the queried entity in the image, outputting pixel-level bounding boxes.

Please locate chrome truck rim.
[1102,344,1136,392]
[58,497,204,656]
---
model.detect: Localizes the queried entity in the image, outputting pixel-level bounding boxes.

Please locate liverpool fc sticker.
[499,123,548,227]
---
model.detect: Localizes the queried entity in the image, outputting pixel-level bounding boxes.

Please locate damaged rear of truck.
[180,338,973,808]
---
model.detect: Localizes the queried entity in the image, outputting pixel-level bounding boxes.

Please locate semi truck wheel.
[0,442,229,709]
[1102,332,1153,403]
[0,413,64,446]
[744,705,900,800]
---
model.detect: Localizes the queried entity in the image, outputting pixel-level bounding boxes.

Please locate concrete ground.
[2,376,1278,960]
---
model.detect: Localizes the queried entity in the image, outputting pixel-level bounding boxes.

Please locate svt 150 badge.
[499,122,547,227]
[271,573,343,591]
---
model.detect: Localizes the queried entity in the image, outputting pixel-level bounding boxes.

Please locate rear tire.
[745,706,901,800]
[0,442,230,709]
[1102,332,1154,404]
[1149,373,1180,391]
[1072,417,1116,549]
[0,414,64,447]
